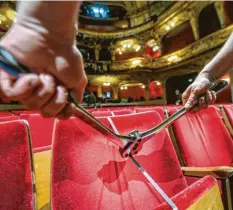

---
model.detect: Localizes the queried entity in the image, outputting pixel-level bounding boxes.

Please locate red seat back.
[0,116,20,122]
[170,107,233,167]
[135,107,165,119]
[51,111,187,210]
[92,111,112,117]
[112,109,133,116]
[20,114,54,151]
[0,112,12,117]
[0,120,35,209]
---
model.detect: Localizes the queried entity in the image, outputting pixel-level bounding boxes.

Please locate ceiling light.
[99,8,104,14]
[119,51,122,55]
[127,44,131,48]
[142,85,145,88]
[132,59,141,65]
[157,81,161,85]
[93,8,99,14]
[123,44,127,48]
[167,55,178,62]
[120,87,124,90]
[135,46,141,52]
[124,87,128,90]
[152,46,159,51]
[103,82,111,86]
[171,22,175,27]
[188,79,193,83]
[166,26,170,31]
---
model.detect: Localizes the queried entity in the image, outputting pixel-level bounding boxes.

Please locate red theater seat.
[0,116,19,122]
[168,106,233,208]
[169,107,233,167]
[0,111,12,117]
[112,109,133,116]
[0,120,35,209]
[97,108,109,111]
[135,107,165,119]
[92,110,112,117]
[96,117,111,128]
[20,114,55,152]
[51,111,221,210]
[222,105,233,127]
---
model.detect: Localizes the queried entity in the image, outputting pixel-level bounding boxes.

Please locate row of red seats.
[51,111,223,209]
[0,105,232,209]
[1,104,233,155]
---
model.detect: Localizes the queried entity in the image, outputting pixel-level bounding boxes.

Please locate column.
[214,1,227,28]
[97,85,102,97]
[190,17,199,41]
[94,43,100,61]
[160,80,167,104]
[145,86,150,101]
[109,42,115,61]
[112,86,119,100]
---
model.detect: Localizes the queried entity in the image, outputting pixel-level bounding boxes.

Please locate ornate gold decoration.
[111,24,233,71]
[78,21,154,39]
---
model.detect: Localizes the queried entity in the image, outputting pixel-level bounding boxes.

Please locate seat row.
[0,112,224,209]
[0,104,233,209]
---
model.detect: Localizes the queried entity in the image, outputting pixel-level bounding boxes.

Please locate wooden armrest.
[182,166,233,179]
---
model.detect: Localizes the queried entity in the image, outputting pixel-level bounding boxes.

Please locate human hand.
[182,74,216,113]
[0,22,87,119]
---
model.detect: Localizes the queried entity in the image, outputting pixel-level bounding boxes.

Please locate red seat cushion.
[92,111,112,117]
[0,120,34,209]
[20,114,54,151]
[170,107,233,166]
[112,109,133,116]
[96,117,111,128]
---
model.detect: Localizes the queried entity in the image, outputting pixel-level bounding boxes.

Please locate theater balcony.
[75,1,233,107]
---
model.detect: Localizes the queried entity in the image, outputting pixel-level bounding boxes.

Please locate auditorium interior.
[0,1,233,210]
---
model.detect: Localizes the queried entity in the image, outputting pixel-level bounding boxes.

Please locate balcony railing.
[110,24,233,71]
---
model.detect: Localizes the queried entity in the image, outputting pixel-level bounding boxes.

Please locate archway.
[198,3,221,38]
[162,21,194,55]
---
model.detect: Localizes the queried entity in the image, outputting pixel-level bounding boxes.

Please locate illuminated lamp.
[167,55,178,62]
[142,85,145,88]
[166,26,170,31]
[157,81,161,85]
[120,87,124,90]
[132,59,141,65]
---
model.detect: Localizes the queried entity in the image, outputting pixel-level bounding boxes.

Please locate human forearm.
[199,32,233,81]
[15,1,82,44]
